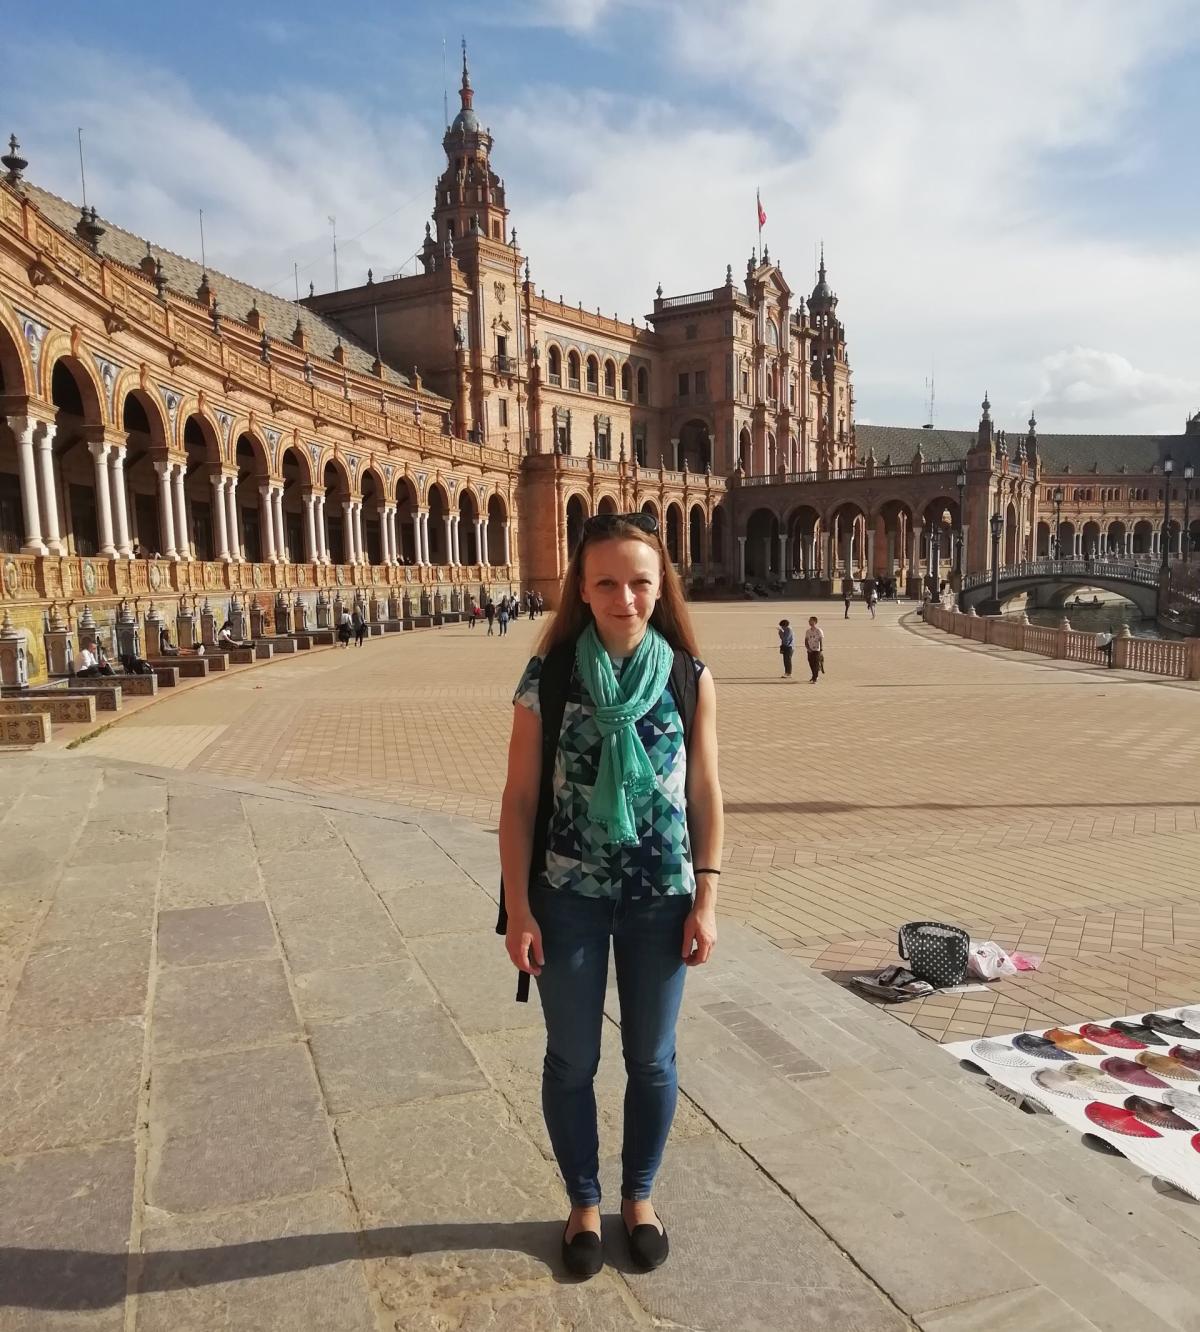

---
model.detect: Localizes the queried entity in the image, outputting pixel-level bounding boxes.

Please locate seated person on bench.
[217,620,250,649]
[78,641,115,677]
[158,626,180,657]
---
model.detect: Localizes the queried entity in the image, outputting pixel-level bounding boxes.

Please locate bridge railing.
[923,603,1199,679]
[961,558,1161,593]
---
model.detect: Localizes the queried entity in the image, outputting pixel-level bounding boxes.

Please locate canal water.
[1012,600,1183,640]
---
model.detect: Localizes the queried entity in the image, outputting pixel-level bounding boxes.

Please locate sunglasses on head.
[582,511,659,537]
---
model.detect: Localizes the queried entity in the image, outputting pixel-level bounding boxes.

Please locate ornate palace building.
[2,52,1198,684]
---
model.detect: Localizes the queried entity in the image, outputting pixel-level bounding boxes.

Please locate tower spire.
[460,37,473,110]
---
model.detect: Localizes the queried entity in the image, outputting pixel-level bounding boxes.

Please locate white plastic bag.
[967,940,1017,981]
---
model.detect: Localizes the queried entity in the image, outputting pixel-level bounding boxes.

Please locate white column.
[315,494,328,563]
[35,425,63,554]
[421,511,431,564]
[109,445,132,557]
[382,506,396,564]
[225,476,242,562]
[273,486,288,562]
[476,518,487,567]
[737,535,747,582]
[341,501,353,566]
[442,514,453,567]
[355,502,367,565]
[450,515,461,565]
[259,485,277,562]
[389,508,400,564]
[777,533,787,577]
[303,492,317,563]
[502,521,511,568]
[88,440,117,557]
[10,418,45,554]
[155,460,178,559]
[211,473,230,561]
[172,463,190,559]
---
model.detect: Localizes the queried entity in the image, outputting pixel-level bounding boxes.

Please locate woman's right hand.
[505,911,544,978]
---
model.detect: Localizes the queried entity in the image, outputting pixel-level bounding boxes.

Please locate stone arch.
[665,501,684,565]
[231,432,272,562]
[585,354,599,394]
[678,418,711,474]
[547,343,563,385]
[603,358,616,397]
[786,503,823,578]
[427,481,451,564]
[596,494,618,515]
[179,413,223,560]
[1105,520,1126,556]
[360,468,385,565]
[1036,520,1052,558]
[50,356,108,555]
[620,362,631,401]
[640,498,660,525]
[279,443,311,562]
[876,498,915,579]
[711,504,727,566]
[395,473,419,563]
[1081,520,1101,559]
[43,345,104,424]
[688,502,705,564]
[567,349,581,388]
[1131,519,1152,554]
[738,426,752,473]
[565,492,589,558]
[486,492,507,565]
[745,506,780,580]
[458,486,481,564]
[830,500,868,580]
[0,299,32,398]
[1059,520,1077,558]
[1005,501,1020,565]
[322,459,351,564]
[636,365,649,403]
[767,430,778,476]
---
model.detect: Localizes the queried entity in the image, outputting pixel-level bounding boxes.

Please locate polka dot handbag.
[897,921,970,988]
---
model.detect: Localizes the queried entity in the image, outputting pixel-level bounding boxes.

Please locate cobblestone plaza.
[3,602,1200,1328]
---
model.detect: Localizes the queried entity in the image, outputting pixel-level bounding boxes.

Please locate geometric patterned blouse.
[513,653,699,901]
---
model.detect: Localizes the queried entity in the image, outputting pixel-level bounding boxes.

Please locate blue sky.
[5,0,1199,434]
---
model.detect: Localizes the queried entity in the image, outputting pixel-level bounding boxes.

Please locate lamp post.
[1161,456,1174,572]
[955,467,966,577]
[989,507,1003,600]
[1184,464,1194,565]
[929,512,942,590]
[1052,485,1063,560]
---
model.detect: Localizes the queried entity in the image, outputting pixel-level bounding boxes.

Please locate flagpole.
[757,188,762,262]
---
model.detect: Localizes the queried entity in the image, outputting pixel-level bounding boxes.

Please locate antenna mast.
[924,362,936,429]
[328,215,338,291]
[199,209,207,272]
[442,37,449,127]
[76,128,88,208]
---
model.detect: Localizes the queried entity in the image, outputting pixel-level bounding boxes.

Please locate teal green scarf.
[575,621,673,846]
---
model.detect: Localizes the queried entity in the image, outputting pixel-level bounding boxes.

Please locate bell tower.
[427,43,510,259]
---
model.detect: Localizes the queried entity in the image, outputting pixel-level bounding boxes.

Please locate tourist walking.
[498,600,510,636]
[337,609,353,647]
[804,616,825,683]
[867,586,878,619]
[352,607,367,647]
[485,600,496,635]
[499,511,722,1280]
[843,586,852,619]
[777,618,795,679]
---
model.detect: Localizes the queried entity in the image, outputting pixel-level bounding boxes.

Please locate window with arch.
[604,360,616,397]
[586,356,599,394]
[621,363,632,402]
[548,345,562,386]
[567,350,581,391]
[636,366,648,404]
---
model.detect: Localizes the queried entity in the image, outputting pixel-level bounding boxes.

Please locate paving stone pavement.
[3,754,1200,1330]
[69,601,1200,1040]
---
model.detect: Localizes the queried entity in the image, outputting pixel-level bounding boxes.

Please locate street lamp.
[955,467,967,577]
[1052,485,1064,560]
[989,509,1003,608]
[930,511,942,589]
[1184,464,1195,565]
[1161,456,1174,572]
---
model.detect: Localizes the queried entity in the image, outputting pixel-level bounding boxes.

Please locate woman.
[499,512,723,1279]
[777,618,795,678]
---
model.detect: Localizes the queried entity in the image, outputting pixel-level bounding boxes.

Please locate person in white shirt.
[803,616,825,683]
[77,641,114,677]
[1095,629,1114,667]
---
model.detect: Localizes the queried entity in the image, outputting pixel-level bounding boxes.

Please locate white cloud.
[8,5,1199,435]
[1033,348,1200,428]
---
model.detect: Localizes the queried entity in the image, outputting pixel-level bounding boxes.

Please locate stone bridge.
[960,558,1163,617]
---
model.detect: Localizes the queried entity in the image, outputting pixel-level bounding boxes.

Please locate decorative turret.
[426,41,509,262]
[2,134,27,187]
[808,244,837,316]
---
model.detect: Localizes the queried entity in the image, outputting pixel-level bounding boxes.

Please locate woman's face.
[579,536,662,637]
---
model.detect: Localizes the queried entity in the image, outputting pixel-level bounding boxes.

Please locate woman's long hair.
[537,520,701,658]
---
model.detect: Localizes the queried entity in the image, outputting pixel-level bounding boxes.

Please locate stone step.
[0,693,96,724]
[146,657,209,679]
[0,712,50,746]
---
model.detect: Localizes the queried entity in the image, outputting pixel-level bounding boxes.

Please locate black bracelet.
[694,867,721,876]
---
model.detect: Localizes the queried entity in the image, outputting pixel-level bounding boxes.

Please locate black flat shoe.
[624,1215,669,1271]
[561,1223,603,1279]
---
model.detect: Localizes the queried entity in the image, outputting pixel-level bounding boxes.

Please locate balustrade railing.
[923,603,1198,679]
[736,457,964,487]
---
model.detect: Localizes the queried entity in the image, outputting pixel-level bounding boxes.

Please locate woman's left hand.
[682,904,717,966]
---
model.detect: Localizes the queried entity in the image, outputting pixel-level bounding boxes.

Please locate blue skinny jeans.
[532,884,692,1207]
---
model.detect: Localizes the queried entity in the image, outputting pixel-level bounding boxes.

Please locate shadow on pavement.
[0,1219,593,1309]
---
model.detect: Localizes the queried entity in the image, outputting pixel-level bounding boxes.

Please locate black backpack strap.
[496,641,575,1002]
[667,649,699,745]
